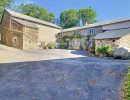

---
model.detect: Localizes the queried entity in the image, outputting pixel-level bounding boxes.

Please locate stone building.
[0,9,61,50]
[94,28,130,52]
[60,18,130,50]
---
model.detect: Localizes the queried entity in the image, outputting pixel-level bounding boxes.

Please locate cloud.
[15,0,35,5]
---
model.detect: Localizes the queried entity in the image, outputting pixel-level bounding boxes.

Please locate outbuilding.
[94,28,130,52]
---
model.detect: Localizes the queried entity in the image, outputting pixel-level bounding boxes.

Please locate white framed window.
[89,28,94,35]
[72,40,79,46]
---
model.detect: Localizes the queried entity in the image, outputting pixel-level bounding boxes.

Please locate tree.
[19,4,55,22]
[60,9,80,29]
[53,18,60,27]
[0,0,14,21]
[79,7,97,25]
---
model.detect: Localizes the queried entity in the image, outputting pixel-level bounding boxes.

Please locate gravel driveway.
[0,48,129,100]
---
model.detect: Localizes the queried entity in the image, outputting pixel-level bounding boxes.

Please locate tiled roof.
[61,18,130,32]
[5,9,61,29]
[12,18,38,29]
[94,28,130,39]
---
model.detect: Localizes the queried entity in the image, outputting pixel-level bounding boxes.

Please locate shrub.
[68,46,74,50]
[121,66,130,100]
[69,34,82,40]
[85,34,90,45]
[96,45,112,56]
[60,42,66,49]
[90,50,95,54]
[47,42,58,49]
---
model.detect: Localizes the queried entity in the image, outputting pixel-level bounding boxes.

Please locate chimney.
[84,20,88,26]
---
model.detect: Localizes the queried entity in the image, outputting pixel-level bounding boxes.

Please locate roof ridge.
[5,8,61,29]
[61,18,130,32]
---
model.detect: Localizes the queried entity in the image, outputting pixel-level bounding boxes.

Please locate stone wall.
[119,34,130,52]
[95,38,120,51]
[11,20,23,32]
[1,10,11,44]
[23,27,38,50]
[1,11,10,29]
[95,34,130,52]
[1,11,24,49]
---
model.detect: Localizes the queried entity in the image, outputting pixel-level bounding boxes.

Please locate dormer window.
[89,28,94,35]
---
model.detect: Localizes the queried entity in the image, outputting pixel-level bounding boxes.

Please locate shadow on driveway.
[70,50,87,56]
[0,57,129,100]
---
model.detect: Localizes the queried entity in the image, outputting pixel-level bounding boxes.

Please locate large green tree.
[79,7,97,25]
[19,4,55,22]
[60,9,80,29]
[0,0,14,21]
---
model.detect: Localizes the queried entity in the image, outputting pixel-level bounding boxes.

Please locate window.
[112,40,115,42]
[60,33,63,37]
[12,37,18,46]
[72,41,75,45]
[14,39,17,43]
[89,40,93,46]
[74,31,76,34]
[89,28,94,35]
[72,40,79,46]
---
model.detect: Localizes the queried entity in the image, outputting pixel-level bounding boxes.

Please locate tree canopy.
[16,4,55,22]
[60,9,79,29]
[0,1,98,29]
[59,7,98,29]
[79,7,97,25]
[0,0,14,21]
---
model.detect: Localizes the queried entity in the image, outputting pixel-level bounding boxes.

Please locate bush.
[60,42,66,49]
[90,50,95,53]
[96,45,112,56]
[70,34,82,39]
[47,42,58,49]
[121,66,130,100]
[68,46,74,50]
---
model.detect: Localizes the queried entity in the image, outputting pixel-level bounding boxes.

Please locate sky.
[15,0,130,22]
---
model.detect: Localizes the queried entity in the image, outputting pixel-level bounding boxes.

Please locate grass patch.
[121,66,130,100]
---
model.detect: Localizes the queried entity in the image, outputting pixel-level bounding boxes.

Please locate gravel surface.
[0,46,129,100]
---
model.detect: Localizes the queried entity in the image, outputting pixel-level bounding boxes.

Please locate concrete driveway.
[0,49,129,100]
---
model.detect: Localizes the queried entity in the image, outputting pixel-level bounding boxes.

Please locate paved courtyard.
[0,47,129,100]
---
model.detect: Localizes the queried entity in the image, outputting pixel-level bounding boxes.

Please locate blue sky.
[15,0,130,22]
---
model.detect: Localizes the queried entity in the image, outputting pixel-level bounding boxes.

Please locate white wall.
[103,21,130,30]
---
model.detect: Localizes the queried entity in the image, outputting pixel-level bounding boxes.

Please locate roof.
[5,8,61,29]
[61,18,130,33]
[94,28,130,39]
[12,18,38,29]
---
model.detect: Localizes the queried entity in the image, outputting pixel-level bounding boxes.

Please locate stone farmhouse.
[0,9,61,50]
[60,18,130,51]
[1,8,130,52]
